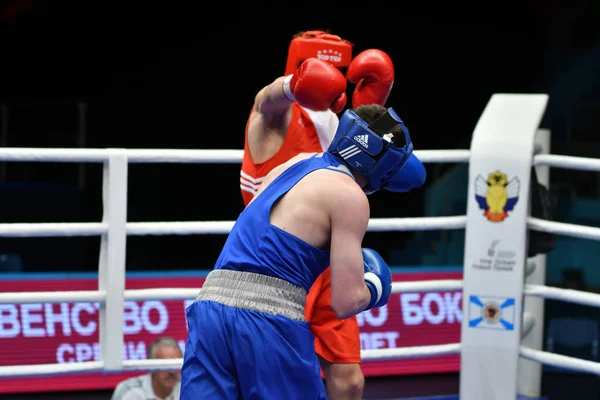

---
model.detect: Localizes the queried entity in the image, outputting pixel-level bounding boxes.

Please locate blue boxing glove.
[362,248,393,310]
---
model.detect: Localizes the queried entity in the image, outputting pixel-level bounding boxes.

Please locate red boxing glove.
[347,49,394,107]
[283,58,347,112]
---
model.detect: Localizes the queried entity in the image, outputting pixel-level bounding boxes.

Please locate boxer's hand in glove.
[283,58,347,113]
[347,49,394,107]
[362,248,393,310]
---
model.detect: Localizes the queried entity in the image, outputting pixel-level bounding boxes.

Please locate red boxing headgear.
[285,30,353,76]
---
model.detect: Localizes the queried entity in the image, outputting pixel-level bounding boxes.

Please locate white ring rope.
[391,279,463,293]
[520,346,600,376]
[0,148,246,164]
[0,290,106,304]
[534,154,600,172]
[0,280,466,304]
[0,343,465,378]
[0,361,105,378]
[0,148,470,164]
[8,280,600,309]
[528,217,600,241]
[3,148,600,173]
[4,215,600,241]
[0,216,468,237]
[361,343,461,361]
[0,223,108,237]
[129,343,465,371]
[524,284,600,309]
[366,216,467,232]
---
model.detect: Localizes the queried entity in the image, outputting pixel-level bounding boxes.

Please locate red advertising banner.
[0,269,462,394]
[359,269,462,377]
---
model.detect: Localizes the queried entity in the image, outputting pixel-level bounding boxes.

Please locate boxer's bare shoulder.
[250,153,317,203]
[266,154,369,251]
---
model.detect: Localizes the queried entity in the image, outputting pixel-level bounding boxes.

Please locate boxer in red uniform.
[240,30,395,399]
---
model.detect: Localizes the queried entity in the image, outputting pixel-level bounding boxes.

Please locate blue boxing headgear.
[328,107,414,194]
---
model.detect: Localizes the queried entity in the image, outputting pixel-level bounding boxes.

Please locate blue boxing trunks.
[180,269,328,399]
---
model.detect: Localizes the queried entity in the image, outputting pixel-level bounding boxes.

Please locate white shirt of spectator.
[111,373,180,400]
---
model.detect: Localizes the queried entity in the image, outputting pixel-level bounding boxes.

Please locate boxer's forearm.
[331,284,371,320]
[253,76,293,114]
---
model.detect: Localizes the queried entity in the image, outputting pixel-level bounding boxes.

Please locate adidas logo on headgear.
[354,134,369,148]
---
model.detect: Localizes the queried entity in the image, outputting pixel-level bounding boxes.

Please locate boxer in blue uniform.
[180,103,425,399]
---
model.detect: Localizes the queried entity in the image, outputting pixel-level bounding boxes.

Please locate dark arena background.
[1,1,600,399]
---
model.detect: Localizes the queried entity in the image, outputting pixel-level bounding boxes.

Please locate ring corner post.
[98,149,129,372]
[460,93,549,399]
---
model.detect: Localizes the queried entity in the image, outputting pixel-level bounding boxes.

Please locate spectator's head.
[148,337,183,398]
